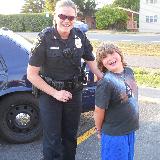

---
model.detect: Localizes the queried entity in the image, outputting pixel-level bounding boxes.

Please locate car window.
[0,54,7,72]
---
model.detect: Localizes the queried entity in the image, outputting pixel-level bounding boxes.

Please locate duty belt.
[41,75,82,91]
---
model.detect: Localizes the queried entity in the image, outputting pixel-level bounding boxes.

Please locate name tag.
[50,46,59,49]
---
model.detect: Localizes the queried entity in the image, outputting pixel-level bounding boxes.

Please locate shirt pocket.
[46,48,62,58]
[46,48,64,66]
[72,47,84,65]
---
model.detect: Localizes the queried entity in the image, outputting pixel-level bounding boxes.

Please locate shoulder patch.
[31,33,45,55]
[41,27,53,34]
[74,27,84,36]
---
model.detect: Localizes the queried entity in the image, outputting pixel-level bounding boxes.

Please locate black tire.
[0,93,42,143]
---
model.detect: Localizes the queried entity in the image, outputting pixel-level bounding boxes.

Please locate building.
[118,7,139,32]
[139,0,160,32]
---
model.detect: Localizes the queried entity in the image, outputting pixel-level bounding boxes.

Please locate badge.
[75,37,82,48]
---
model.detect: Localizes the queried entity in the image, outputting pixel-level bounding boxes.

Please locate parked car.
[0,28,96,144]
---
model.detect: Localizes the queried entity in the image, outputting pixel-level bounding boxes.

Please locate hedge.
[0,13,53,32]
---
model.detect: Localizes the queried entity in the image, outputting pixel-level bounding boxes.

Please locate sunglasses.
[58,14,75,21]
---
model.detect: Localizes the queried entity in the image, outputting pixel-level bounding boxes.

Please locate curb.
[139,95,160,104]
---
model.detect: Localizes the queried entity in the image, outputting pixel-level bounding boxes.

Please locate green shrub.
[95,5,128,30]
[0,13,53,32]
[22,13,53,32]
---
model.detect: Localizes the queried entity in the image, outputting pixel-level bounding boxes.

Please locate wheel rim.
[6,104,39,133]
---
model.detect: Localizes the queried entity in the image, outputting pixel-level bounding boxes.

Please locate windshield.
[0,29,33,52]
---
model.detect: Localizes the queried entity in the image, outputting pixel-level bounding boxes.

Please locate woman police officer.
[27,0,103,159]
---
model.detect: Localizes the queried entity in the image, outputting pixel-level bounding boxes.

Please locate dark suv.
[0,28,96,143]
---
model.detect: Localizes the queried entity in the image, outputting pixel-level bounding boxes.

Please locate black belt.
[41,76,83,91]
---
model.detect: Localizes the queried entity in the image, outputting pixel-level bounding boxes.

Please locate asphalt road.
[87,31,160,43]
[0,101,160,160]
[17,31,160,43]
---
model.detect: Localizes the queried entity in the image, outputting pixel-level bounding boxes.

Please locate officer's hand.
[53,90,72,102]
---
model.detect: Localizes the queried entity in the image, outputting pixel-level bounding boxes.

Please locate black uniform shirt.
[29,27,95,80]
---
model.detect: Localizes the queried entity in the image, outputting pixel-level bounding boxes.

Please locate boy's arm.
[94,106,105,139]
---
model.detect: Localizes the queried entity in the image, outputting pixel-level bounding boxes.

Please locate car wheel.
[0,93,42,143]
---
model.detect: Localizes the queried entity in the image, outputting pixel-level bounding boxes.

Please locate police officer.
[27,0,103,160]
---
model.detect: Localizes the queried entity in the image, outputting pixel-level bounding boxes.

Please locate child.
[94,43,139,160]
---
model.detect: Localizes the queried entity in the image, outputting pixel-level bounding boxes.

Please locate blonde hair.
[96,43,127,73]
[55,0,77,15]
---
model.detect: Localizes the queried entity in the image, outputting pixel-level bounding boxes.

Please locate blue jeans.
[39,91,82,160]
[101,131,135,160]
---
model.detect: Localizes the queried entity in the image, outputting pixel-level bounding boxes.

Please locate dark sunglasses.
[58,14,75,21]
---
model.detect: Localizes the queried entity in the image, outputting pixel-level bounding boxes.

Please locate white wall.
[139,0,160,32]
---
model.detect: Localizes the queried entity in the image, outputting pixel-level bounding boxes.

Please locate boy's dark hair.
[96,43,127,73]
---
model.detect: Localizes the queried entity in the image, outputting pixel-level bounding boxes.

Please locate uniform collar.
[52,25,78,40]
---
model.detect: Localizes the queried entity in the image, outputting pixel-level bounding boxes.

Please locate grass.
[91,40,160,56]
[133,67,160,88]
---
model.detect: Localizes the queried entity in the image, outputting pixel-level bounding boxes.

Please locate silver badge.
[75,37,82,48]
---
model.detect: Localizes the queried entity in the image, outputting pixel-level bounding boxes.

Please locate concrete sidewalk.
[125,55,160,69]
[139,86,160,103]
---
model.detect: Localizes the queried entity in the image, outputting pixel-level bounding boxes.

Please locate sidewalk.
[125,55,160,69]
[139,86,160,103]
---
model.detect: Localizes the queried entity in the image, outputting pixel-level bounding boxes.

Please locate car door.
[0,54,8,90]
[81,61,96,112]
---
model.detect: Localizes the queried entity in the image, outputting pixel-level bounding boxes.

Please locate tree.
[95,5,128,30]
[21,0,45,13]
[113,0,140,12]
[44,0,58,13]
[73,0,96,16]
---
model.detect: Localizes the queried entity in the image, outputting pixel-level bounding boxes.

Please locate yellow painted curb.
[77,127,96,145]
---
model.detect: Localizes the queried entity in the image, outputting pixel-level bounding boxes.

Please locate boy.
[94,43,139,160]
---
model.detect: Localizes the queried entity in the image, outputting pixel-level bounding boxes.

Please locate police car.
[74,21,89,33]
[0,28,96,143]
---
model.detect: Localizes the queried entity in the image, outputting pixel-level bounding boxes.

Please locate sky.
[96,0,114,8]
[0,0,114,15]
[0,0,25,14]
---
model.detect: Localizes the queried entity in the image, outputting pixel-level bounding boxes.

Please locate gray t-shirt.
[95,67,139,136]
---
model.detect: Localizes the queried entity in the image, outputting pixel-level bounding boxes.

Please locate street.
[0,101,160,160]
[17,31,160,43]
[87,31,160,43]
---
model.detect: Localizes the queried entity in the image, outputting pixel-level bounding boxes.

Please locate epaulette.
[74,27,84,35]
[38,27,53,38]
[31,27,53,55]
[42,27,53,33]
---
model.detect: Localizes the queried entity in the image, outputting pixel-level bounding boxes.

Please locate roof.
[117,7,139,14]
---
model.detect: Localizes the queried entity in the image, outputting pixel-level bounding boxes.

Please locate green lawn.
[133,67,160,88]
[91,40,160,56]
